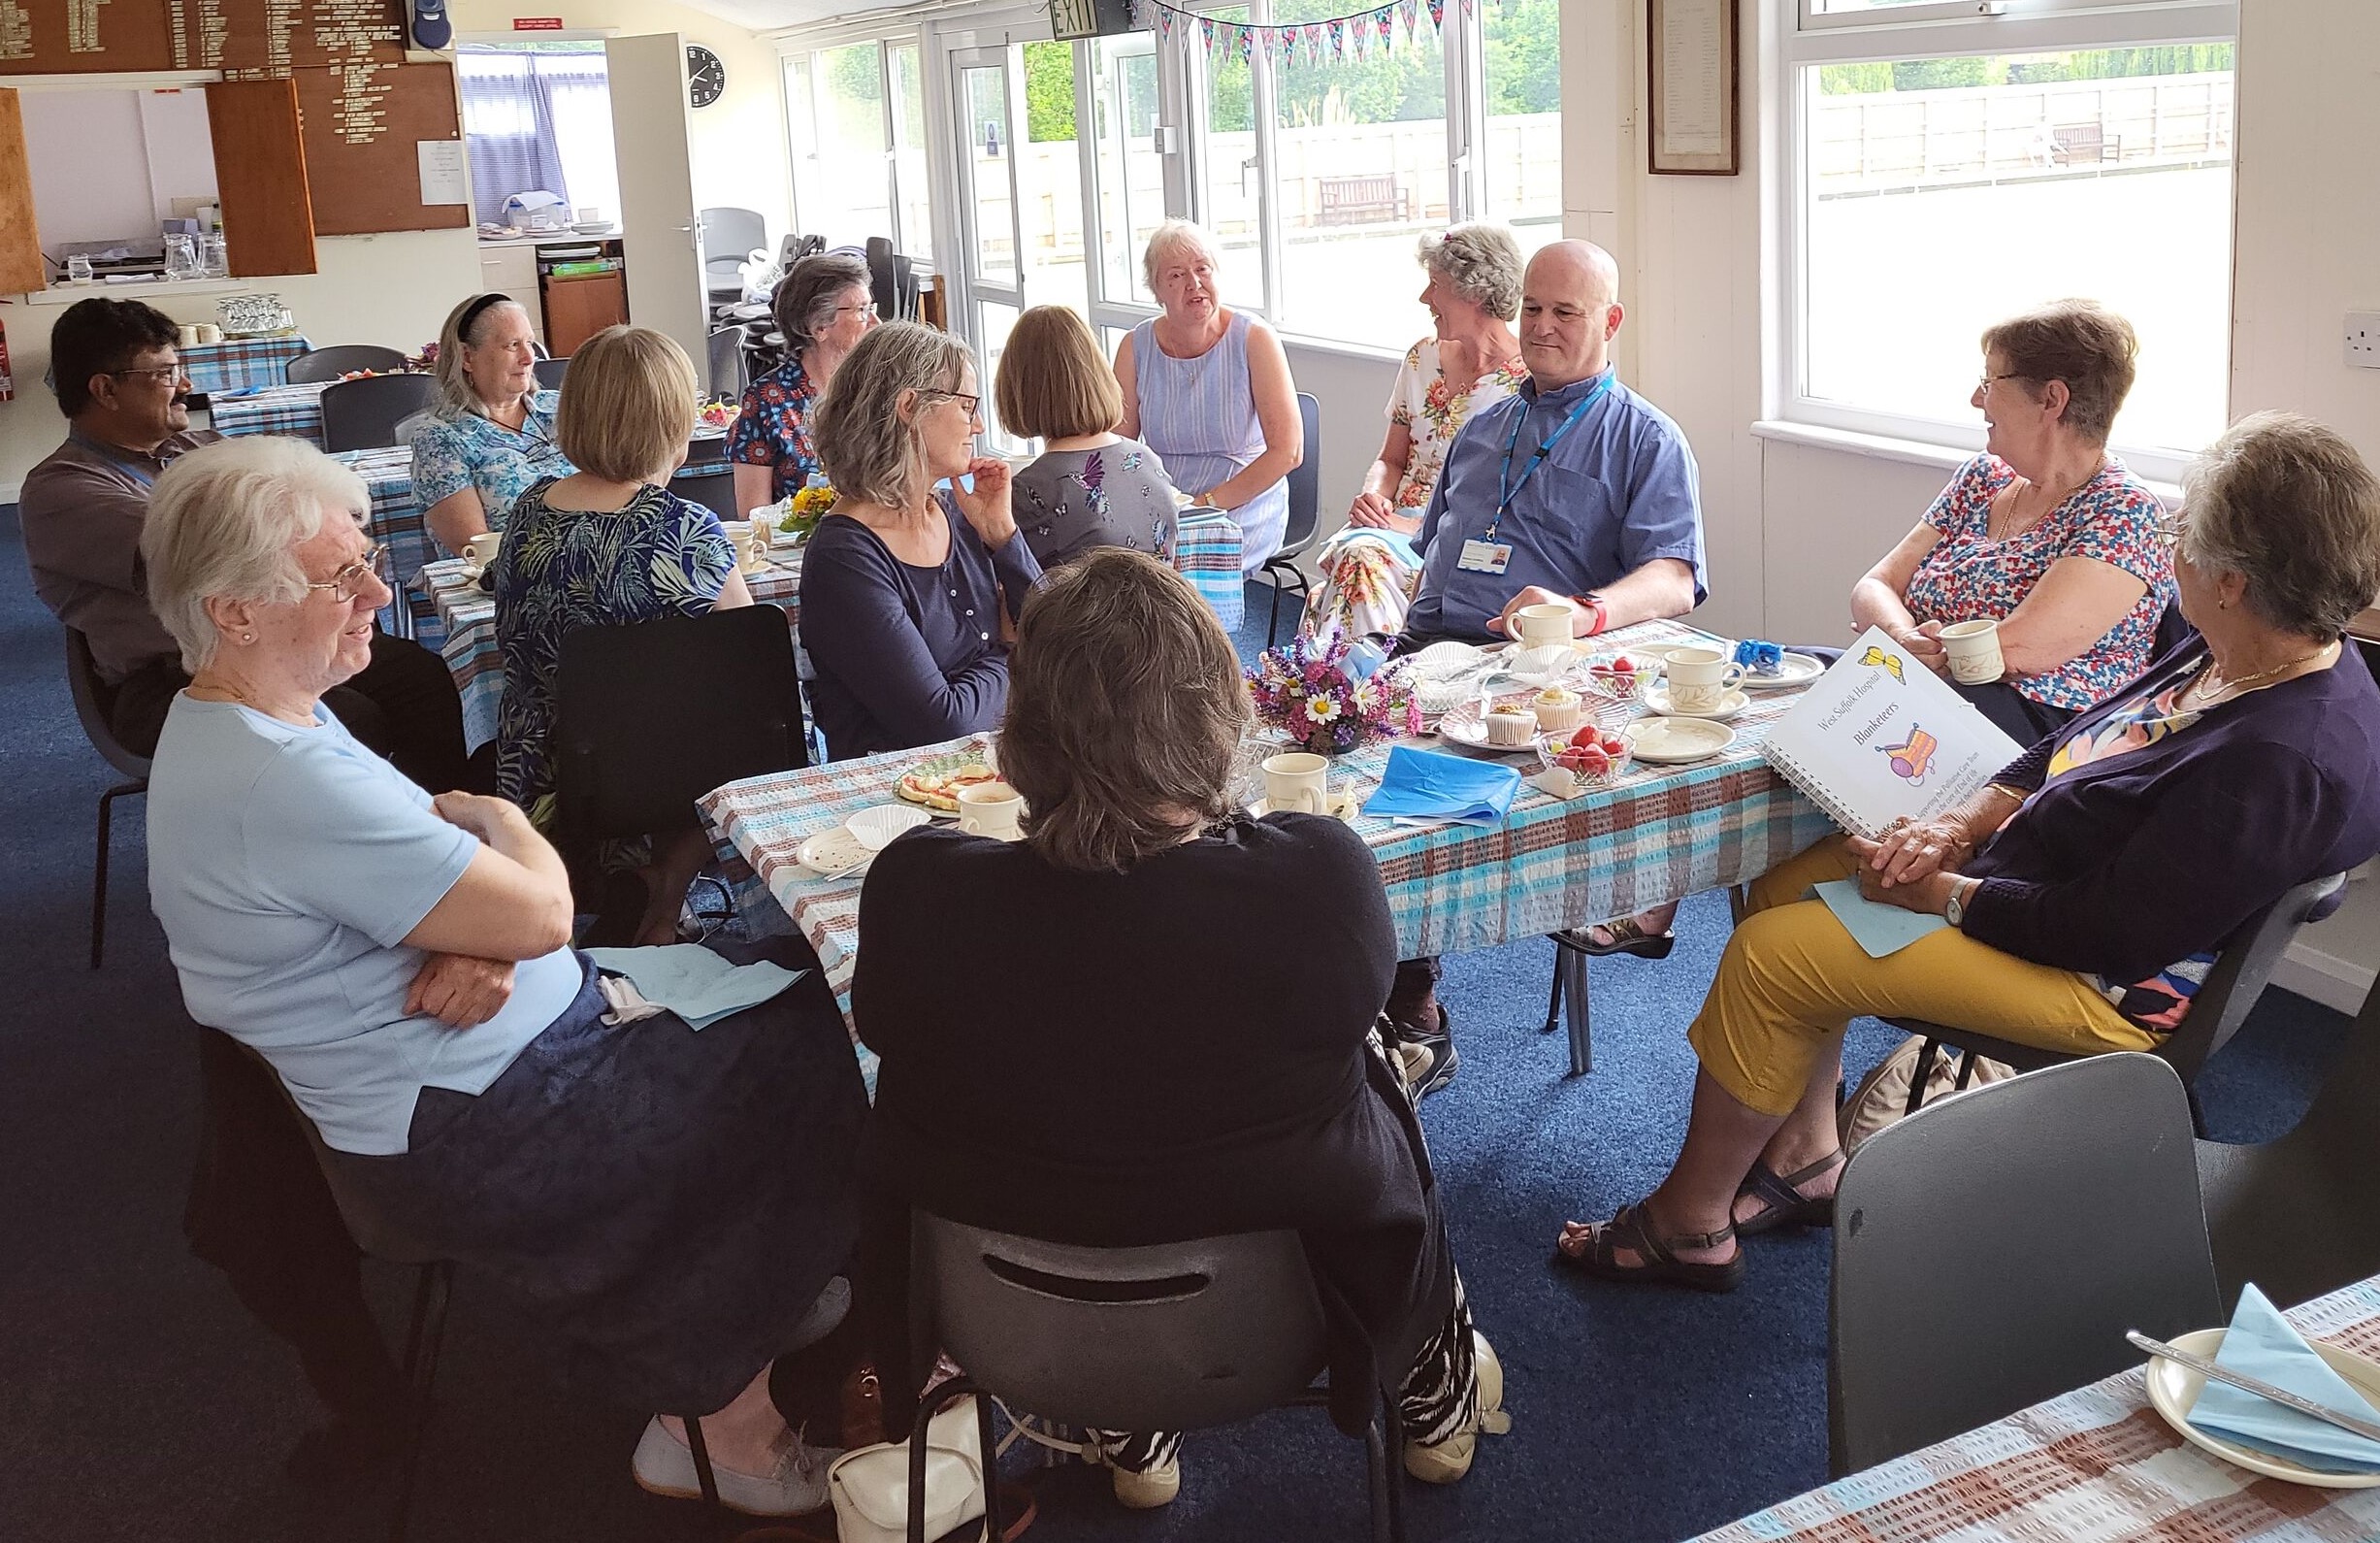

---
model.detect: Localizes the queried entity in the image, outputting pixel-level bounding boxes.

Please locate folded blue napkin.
[214,385,265,399]
[581,944,806,1032]
[2186,1282,2380,1474]
[1811,879,1948,959]
[1361,745,1522,827]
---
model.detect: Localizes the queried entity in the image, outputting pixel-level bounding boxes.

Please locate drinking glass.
[163,234,200,280]
[64,254,94,284]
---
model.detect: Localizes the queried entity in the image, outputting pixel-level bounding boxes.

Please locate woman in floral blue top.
[493,326,753,944]
[410,294,574,554]
[730,253,876,516]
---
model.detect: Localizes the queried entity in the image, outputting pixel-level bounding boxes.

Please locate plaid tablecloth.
[425,552,804,752]
[208,380,333,443]
[699,617,1833,1045]
[1175,510,1244,630]
[182,335,310,396]
[1695,1274,2380,1543]
[331,445,437,644]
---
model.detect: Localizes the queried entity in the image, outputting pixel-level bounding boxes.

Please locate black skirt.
[325,942,869,1415]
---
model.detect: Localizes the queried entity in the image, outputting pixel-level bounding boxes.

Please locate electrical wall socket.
[2348,312,2380,369]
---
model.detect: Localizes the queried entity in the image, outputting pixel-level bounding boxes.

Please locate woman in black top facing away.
[852,548,1504,1510]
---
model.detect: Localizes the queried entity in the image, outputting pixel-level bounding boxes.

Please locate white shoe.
[1402,1330,1510,1486]
[632,1416,842,1516]
[1111,1453,1181,1509]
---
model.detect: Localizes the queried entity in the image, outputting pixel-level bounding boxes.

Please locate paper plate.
[1247,792,1363,823]
[1641,684,1752,721]
[2142,1327,2380,1488]
[1624,716,1737,765]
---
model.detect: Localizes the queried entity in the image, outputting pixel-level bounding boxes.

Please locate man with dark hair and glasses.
[19,298,467,787]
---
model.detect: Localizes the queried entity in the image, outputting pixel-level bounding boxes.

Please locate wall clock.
[687,45,727,109]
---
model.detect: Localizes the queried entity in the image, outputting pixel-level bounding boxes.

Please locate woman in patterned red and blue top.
[729,253,876,517]
[1853,300,2172,744]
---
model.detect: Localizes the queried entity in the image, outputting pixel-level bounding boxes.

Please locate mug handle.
[1297,785,1327,814]
[1718,664,1745,691]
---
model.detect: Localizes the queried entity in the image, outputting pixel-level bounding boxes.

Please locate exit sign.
[1050,0,1139,41]
[513,16,565,28]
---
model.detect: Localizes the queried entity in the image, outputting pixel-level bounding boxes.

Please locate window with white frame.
[1783,0,2237,471]
[784,42,934,259]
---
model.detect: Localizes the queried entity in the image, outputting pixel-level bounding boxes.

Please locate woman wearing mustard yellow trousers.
[1555,411,2380,1292]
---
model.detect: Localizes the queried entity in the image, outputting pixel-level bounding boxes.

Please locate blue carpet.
[0,545,2348,1541]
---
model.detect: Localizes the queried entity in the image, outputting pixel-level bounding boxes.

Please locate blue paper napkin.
[1811,879,1948,959]
[1361,745,1522,827]
[2186,1283,2380,1474]
[582,944,806,1032]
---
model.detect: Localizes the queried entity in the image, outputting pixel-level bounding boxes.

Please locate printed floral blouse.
[728,355,822,504]
[1386,337,1529,510]
[1907,453,2170,712]
[492,476,736,811]
[408,390,571,542]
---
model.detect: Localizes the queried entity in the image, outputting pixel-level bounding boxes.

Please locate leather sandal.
[1733,1151,1845,1238]
[1551,1202,1744,1293]
[1561,916,1677,961]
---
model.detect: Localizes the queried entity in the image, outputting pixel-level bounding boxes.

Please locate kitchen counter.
[477,229,621,248]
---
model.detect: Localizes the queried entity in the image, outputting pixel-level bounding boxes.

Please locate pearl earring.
[240,631,257,643]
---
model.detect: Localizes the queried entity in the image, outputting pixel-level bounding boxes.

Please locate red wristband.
[1570,594,1609,637]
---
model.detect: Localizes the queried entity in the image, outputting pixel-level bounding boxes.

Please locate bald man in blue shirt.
[1390,241,1708,1097]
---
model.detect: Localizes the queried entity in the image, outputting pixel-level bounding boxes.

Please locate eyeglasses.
[112,362,190,385]
[1977,371,2026,393]
[831,304,876,319]
[925,390,982,418]
[305,544,392,604]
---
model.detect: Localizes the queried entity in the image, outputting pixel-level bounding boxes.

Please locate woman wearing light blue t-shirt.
[139,436,865,1518]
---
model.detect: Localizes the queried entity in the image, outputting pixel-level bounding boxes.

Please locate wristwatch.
[1943,876,1978,927]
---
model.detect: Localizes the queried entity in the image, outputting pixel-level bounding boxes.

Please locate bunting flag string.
[1127,0,1466,67]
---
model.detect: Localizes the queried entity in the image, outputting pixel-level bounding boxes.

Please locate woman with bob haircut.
[731,252,876,515]
[410,293,574,553]
[799,320,1039,760]
[139,431,867,1518]
[492,324,754,944]
[994,304,1181,569]
[854,547,1505,1511]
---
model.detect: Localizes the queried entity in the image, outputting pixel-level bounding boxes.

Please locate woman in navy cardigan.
[1559,411,2380,1292]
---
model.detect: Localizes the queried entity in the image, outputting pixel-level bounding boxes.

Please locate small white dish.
[456,560,484,583]
[1406,640,1489,682]
[2142,1327,2380,1489]
[570,220,611,234]
[796,827,869,878]
[1740,651,1826,690]
[1436,696,1548,753]
[1247,793,1363,823]
[1624,716,1738,765]
[1641,684,1751,721]
[845,804,932,851]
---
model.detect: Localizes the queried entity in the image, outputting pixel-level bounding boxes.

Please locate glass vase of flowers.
[1245,634,1418,757]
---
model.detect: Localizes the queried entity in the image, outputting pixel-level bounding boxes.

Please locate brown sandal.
[1551,1202,1744,1293]
[1733,1151,1845,1237]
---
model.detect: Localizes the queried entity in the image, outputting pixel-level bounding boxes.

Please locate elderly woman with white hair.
[1305,223,1528,646]
[1113,220,1303,572]
[799,320,1041,760]
[410,293,575,554]
[139,433,868,1516]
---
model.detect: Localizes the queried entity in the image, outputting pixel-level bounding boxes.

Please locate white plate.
[1436,696,1548,753]
[2143,1327,2380,1488]
[796,827,869,878]
[1405,640,1489,682]
[1740,651,1827,690]
[1641,684,1752,721]
[1624,716,1738,764]
[1247,793,1363,823]
[845,804,932,850]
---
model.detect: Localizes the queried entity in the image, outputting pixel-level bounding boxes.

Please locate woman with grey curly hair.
[1302,224,1527,646]
[799,320,1042,759]
[730,252,877,515]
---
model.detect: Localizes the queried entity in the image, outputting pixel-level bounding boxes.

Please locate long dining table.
[698,616,1834,1087]
[1693,1272,2380,1543]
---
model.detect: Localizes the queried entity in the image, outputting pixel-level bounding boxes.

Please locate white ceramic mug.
[1514,603,1576,650]
[956,780,1026,840]
[738,522,771,572]
[176,324,201,348]
[1665,648,1745,713]
[1261,751,1330,815]
[463,532,502,571]
[196,323,223,345]
[1939,618,2005,685]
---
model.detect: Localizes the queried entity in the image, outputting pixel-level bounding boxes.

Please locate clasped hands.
[1845,815,1972,916]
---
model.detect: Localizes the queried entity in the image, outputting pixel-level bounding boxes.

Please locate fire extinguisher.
[0,315,13,402]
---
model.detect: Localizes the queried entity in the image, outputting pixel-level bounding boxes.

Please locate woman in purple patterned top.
[1852,301,2171,743]
[995,306,1180,570]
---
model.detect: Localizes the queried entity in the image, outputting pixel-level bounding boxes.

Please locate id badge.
[1457,538,1513,575]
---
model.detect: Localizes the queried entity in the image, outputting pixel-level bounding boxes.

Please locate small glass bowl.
[1534,728,1635,792]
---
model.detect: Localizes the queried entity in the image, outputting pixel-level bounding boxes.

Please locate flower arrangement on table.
[1246,633,1419,757]
[405,343,439,373]
[775,481,837,541]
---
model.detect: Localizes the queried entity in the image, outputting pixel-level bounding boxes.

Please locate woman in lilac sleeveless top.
[1114,221,1302,572]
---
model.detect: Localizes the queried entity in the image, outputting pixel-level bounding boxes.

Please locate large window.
[457,45,618,229]
[785,42,933,258]
[1784,2,2237,468]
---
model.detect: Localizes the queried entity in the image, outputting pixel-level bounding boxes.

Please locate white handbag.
[827,1395,990,1543]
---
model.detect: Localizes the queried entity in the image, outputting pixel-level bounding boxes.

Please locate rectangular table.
[182,335,311,396]
[209,380,334,444]
[1693,1273,2380,1543]
[698,617,1834,1070]
[331,445,437,644]
[424,552,804,752]
[1174,509,1245,632]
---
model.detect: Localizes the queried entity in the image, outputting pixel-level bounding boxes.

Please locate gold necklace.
[2188,641,2338,704]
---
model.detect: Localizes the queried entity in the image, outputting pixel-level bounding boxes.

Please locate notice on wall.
[1657,0,1728,160]
[417,137,466,205]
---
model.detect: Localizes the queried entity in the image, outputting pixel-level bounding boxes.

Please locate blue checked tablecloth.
[208,380,333,443]
[1175,509,1244,630]
[331,446,438,644]
[425,552,804,752]
[182,335,311,396]
[699,618,1832,1050]
[1693,1273,2380,1543]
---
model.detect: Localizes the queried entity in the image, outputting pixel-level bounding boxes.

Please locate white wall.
[20,89,159,250]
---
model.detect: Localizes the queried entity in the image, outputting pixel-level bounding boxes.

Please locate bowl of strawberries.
[1536,722,1635,793]
[1585,651,1657,702]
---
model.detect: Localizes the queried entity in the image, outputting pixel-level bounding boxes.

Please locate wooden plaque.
[293,59,467,236]
[0,0,181,74]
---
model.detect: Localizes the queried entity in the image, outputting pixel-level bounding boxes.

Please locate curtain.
[458,51,619,229]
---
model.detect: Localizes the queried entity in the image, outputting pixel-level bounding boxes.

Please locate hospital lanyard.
[1486,372,1613,542]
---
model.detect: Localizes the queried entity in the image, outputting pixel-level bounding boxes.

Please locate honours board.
[294,59,467,235]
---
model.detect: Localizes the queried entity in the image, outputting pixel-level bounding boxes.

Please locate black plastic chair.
[908,1212,1407,1542]
[321,375,441,453]
[63,627,150,968]
[2199,970,2380,1312]
[532,355,569,390]
[1829,1053,2221,1476]
[672,469,737,521]
[1258,391,1324,645]
[286,345,409,383]
[705,325,747,400]
[1888,871,2345,1130]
